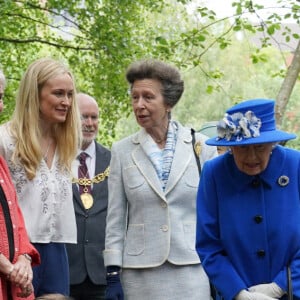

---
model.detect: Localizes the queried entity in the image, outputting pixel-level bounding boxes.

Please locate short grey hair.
[126,59,184,108]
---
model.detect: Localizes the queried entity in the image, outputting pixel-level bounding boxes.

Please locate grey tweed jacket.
[103,121,217,268]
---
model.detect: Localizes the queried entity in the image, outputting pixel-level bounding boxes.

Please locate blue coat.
[196,145,300,300]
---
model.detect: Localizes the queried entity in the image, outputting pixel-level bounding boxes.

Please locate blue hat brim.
[205,130,296,146]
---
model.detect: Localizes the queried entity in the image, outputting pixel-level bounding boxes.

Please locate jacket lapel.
[132,130,167,201]
[164,124,192,194]
[131,125,193,199]
[91,142,109,199]
[73,182,85,211]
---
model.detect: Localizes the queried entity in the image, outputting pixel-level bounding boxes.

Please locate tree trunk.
[275,39,300,128]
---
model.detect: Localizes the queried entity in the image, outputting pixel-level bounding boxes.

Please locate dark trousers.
[70,276,106,300]
[33,243,70,297]
[281,296,300,300]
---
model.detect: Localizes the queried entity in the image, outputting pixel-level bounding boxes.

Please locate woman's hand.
[17,283,34,298]
[0,253,34,297]
[0,253,15,279]
[235,289,278,300]
[105,266,124,300]
[248,283,285,299]
[9,254,33,288]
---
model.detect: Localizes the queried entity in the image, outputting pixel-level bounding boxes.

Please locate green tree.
[0,0,176,144]
[0,0,299,146]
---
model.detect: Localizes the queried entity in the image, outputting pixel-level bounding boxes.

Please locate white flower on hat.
[217,110,262,141]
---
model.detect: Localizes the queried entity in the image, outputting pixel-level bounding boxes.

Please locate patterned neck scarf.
[145,121,178,191]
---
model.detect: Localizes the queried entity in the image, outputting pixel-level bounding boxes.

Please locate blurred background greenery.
[0,0,299,148]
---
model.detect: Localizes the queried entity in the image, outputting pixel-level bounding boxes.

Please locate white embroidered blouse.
[0,123,77,243]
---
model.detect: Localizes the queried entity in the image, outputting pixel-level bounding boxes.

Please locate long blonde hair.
[10,58,81,180]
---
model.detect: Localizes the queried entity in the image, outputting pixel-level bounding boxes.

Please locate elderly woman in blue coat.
[196,98,300,300]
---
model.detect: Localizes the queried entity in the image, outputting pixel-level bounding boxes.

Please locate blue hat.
[206,99,296,146]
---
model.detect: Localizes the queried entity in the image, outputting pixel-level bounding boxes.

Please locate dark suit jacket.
[67,141,111,285]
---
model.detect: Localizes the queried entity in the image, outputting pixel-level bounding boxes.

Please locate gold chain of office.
[72,166,110,186]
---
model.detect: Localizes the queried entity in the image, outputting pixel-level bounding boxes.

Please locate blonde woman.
[0,58,81,297]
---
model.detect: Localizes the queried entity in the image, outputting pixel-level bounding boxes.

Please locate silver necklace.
[43,140,52,162]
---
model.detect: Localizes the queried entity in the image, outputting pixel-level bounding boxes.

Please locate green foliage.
[0,0,299,148]
[0,0,169,146]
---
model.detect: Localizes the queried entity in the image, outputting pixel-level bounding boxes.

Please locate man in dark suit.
[66,93,111,300]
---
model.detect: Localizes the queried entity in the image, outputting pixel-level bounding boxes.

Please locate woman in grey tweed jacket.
[103,59,217,300]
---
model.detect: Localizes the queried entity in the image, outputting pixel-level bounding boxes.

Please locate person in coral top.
[0,155,40,300]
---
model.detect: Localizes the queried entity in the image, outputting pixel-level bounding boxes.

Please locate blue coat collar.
[224,145,286,191]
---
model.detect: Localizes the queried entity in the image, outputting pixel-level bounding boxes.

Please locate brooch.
[194,141,202,157]
[277,175,289,187]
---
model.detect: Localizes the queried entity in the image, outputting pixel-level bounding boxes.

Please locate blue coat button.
[254,215,263,223]
[257,249,265,257]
